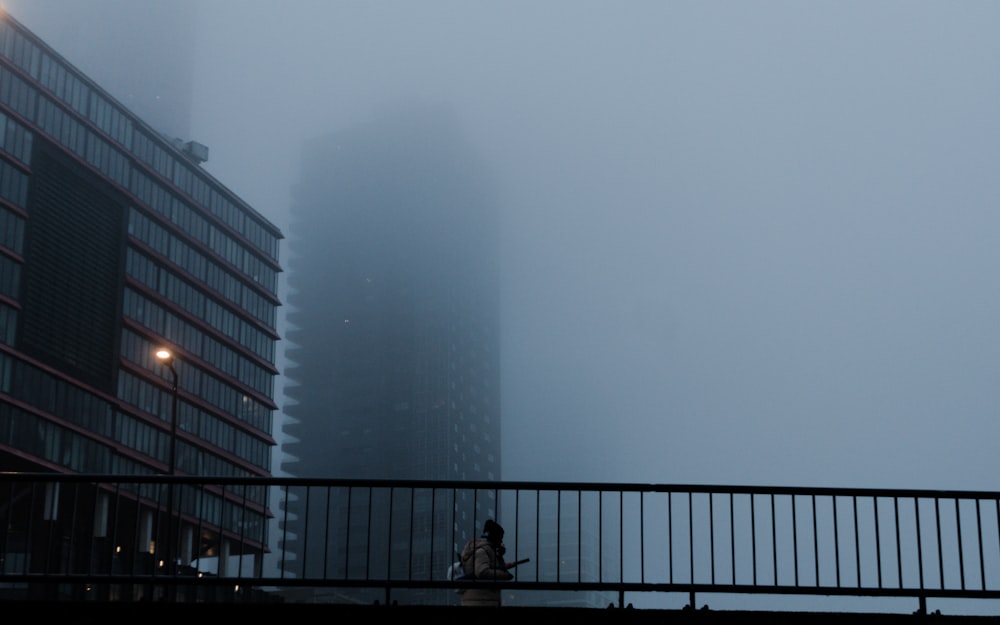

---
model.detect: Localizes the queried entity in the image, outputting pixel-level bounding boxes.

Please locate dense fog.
[7,0,999,490]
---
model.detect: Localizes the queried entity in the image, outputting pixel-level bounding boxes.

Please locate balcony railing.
[0,473,998,615]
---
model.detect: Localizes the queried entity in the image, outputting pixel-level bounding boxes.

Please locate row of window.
[127,249,275,362]
[0,19,280,261]
[119,327,273,435]
[130,167,278,295]
[2,351,116,439]
[0,204,23,254]
[129,208,276,329]
[0,110,32,164]
[0,390,269,503]
[0,302,13,345]
[0,347,271,479]
[0,253,18,299]
[0,400,113,473]
[116,369,271,476]
[123,287,274,397]
[0,154,28,209]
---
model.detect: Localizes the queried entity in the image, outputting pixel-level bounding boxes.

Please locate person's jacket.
[459,536,513,606]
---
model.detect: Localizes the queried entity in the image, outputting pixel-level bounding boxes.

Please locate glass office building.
[281,105,501,598]
[0,12,282,573]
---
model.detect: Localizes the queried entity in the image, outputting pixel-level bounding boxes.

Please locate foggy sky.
[9,0,1000,490]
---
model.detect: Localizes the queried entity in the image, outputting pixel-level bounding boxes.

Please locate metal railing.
[0,473,998,615]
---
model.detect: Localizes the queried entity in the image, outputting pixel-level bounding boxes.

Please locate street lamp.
[155,348,179,476]
[155,347,179,575]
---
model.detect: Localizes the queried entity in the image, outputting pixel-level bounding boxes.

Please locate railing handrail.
[4,472,996,499]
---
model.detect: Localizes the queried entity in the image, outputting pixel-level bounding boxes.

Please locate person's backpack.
[446,560,465,580]
[446,552,472,593]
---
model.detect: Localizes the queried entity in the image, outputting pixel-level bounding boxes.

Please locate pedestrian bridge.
[0,473,998,621]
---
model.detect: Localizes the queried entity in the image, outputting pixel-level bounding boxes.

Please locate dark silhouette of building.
[0,10,282,574]
[281,104,502,597]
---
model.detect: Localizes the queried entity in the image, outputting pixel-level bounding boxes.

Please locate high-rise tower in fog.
[281,105,501,591]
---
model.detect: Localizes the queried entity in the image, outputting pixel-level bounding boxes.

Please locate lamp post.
[155,348,179,575]
[155,348,179,476]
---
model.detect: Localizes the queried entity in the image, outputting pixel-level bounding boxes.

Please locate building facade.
[281,105,502,597]
[0,12,282,575]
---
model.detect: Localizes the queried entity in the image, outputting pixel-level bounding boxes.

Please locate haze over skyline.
[6,0,998,491]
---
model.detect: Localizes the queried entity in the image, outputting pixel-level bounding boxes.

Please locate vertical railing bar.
[812,494,819,587]
[300,486,311,576]
[792,494,799,587]
[129,483,141,577]
[872,495,882,589]
[934,497,943,589]
[195,483,206,581]
[367,486,376,581]
[668,491,673,584]
[323,485,332,580]
[641,491,647,584]
[833,495,841,588]
[386,487,394,583]
[618,490,623,585]
[344,486,353,579]
[67,481,80,575]
[514,488,521,580]
[408,488,415,581]
[853,495,861,588]
[955,496,965,591]
[0,480,10,575]
[730,493,736,586]
[556,489,562,583]
[29,479,39,579]
[279,485,291,580]
[996,498,1000,584]
[125,482,137,575]
[894,497,903,588]
[429,487,436,580]
[751,493,757,586]
[916,497,925,591]
[472,487,478,554]
[688,491,693,587]
[874,496,883,590]
[238,481,250,580]
[975,498,985,591]
[710,492,716,585]
[110,484,124,584]
[598,490,604,584]
[771,493,777,586]
[536,489,541,581]
[577,489,583,583]
[450,486,457,576]
[43,482,55,576]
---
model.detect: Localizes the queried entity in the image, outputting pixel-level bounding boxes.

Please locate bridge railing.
[0,473,997,614]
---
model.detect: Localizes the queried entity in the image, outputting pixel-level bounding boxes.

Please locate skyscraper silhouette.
[281,104,502,598]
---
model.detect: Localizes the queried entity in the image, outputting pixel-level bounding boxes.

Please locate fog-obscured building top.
[2,0,199,141]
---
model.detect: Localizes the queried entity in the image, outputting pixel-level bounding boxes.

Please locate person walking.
[459,519,514,607]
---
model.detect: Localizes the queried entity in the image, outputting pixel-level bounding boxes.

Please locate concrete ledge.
[5,602,996,625]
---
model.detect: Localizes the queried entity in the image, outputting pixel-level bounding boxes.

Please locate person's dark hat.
[482,519,504,542]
